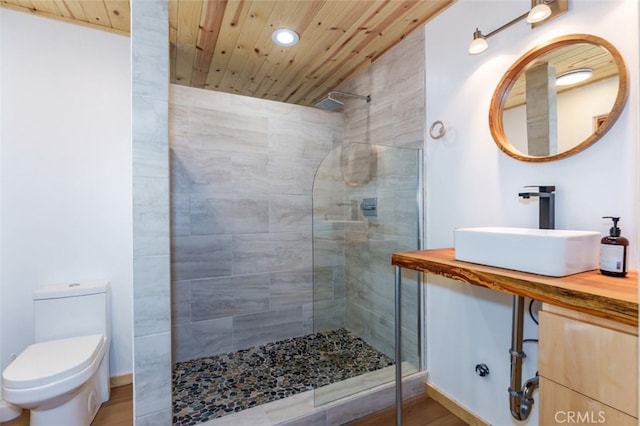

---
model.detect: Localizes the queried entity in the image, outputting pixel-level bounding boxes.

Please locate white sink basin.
[454,227,601,277]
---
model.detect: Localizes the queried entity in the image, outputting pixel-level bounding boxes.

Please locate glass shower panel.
[312,143,422,406]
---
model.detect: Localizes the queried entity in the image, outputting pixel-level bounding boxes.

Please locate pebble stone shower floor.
[172,328,394,425]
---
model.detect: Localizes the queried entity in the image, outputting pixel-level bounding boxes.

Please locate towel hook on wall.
[429,120,446,139]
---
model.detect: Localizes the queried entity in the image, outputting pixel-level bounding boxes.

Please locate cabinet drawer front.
[539,311,638,417]
[540,377,637,426]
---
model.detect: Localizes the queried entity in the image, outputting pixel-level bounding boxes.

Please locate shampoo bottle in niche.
[600,216,628,277]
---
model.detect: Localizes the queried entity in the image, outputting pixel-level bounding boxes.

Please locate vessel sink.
[454,227,601,277]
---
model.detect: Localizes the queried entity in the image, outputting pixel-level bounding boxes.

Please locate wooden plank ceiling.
[1,0,454,107]
[1,0,130,34]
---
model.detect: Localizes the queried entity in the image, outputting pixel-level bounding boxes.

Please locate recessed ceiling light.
[556,68,593,86]
[271,28,299,47]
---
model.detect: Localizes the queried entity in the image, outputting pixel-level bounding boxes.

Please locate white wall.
[0,9,132,379]
[424,0,638,424]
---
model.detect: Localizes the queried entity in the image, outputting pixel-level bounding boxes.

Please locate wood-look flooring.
[1,384,132,426]
[347,395,468,426]
[1,384,466,425]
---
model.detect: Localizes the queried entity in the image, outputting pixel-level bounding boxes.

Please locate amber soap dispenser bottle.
[600,216,628,277]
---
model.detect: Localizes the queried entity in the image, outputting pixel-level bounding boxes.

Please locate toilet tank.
[33,281,111,343]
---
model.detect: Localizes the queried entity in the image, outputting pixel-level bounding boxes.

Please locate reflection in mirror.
[489,34,628,162]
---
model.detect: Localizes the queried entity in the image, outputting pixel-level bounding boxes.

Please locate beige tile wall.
[335,27,426,364]
[131,0,172,424]
[169,85,343,363]
[340,28,425,150]
[167,20,424,371]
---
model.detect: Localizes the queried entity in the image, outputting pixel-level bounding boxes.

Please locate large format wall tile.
[170,146,235,194]
[133,176,170,256]
[340,27,424,149]
[312,231,346,269]
[312,267,334,303]
[232,307,304,350]
[132,96,169,178]
[266,155,318,195]
[134,332,171,418]
[133,254,171,337]
[232,232,311,275]
[231,152,272,194]
[267,117,334,161]
[172,317,233,362]
[190,194,269,235]
[171,280,191,325]
[172,235,233,280]
[268,195,312,233]
[312,299,346,333]
[169,84,343,363]
[191,274,270,320]
[132,0,171,423]
[270,270,313,309]
[170,191,190,237]
[189,107,268,154]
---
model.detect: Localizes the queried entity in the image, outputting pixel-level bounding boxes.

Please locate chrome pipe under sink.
[508,295,539,420]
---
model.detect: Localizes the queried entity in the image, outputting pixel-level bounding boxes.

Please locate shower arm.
[328,91,371,103]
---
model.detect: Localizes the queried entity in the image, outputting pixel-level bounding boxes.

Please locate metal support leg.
[395,266,402,426]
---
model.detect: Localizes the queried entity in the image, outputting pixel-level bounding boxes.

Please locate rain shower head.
[315,94,344,111]
[314,91,371,111]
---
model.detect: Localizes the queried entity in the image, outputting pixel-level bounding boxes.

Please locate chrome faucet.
[518,185,555,230]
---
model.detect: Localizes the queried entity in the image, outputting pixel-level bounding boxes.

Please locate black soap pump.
[600,216,628,277]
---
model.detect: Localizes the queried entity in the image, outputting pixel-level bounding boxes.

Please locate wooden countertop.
[392,248,638,327]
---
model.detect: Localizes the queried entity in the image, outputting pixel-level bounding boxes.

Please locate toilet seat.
[3,334,105,390]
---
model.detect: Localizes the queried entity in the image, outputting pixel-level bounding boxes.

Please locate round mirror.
[489,34,628,162]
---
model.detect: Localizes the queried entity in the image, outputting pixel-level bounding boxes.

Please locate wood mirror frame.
[489,34,629,162]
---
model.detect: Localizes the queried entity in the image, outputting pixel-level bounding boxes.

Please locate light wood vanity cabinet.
[539,304,638,424]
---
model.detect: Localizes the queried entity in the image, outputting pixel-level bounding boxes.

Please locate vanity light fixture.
[527,3,552,23]
[555,68,593,86]
[271,28,299,47]
[469,29,489,55]
[468,0,567,55]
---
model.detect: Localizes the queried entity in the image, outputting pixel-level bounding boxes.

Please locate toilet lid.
[2,334,105,389]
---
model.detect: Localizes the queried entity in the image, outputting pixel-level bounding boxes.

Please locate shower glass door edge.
[311,143,424,407]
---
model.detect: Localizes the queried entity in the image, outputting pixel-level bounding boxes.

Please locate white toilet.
[2,281,111,426]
